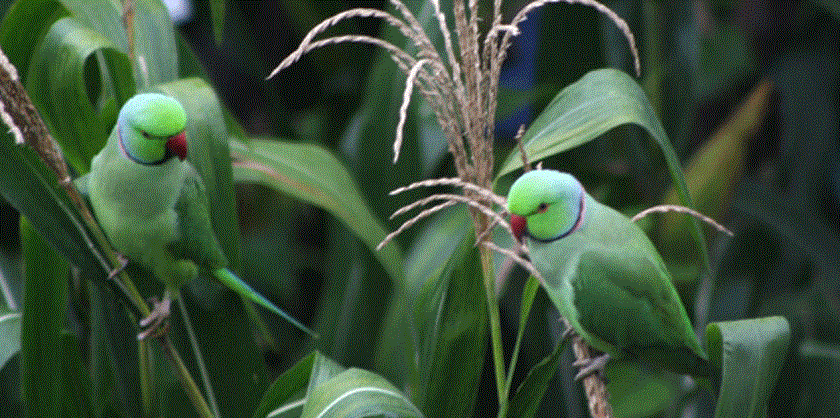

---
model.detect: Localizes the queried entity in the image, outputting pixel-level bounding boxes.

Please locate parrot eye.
[141,130,150,138]
[536,203,548,213]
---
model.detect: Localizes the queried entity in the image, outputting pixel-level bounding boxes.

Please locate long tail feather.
[213,268,317,338]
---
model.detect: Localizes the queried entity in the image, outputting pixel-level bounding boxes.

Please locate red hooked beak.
[166,131,187,161]
[510,214,526,243]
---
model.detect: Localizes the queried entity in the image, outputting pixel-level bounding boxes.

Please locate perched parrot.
[76,93,312,339]
[507,169,712,378]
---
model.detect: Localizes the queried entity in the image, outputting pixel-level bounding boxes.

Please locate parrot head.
[118,93,188,164]
[507,170,586,243]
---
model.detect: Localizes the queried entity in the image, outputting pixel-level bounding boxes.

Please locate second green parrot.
[507,169,711,378]
[77,93,312,338]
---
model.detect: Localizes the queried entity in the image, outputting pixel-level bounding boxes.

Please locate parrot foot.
[107,254,130,279]
[137,297,172,340]
[573,353,611,381]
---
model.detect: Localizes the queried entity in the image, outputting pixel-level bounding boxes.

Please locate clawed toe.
[137,297,172,340]
[573,353,610,381]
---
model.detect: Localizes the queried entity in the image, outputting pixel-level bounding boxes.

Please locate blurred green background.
[0,1,837,417]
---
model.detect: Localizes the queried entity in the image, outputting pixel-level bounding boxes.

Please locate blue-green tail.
[213,268,317,338]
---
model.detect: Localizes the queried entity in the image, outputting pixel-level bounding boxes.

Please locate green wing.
[574,248,707,360]
[573,202,709,375]
[171,167,228,270]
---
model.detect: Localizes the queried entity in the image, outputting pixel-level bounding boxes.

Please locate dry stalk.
[268,8,418,78]
[496,0,641,77]
[377,178,512,251]
[376,200,459,251]
[394,59,431,163]
[481,241,540,283]
[390,177,508,207]
[632,204,733,236]
[389,193,508,227]
[566,320,615,418]
[0,46,112,270]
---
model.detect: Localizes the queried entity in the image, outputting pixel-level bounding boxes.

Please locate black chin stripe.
[526,191,586,243]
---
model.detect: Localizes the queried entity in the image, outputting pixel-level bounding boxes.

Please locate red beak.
[166,131,187,161]
[510,214,526,243]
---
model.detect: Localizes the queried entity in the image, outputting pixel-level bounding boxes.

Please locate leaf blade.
[20,218,69,418]
[0,311,21,370]
[25,16,135,172]
[495,68,709,268]
[300,368,423,418]
[706,316,791,418]
[230,139,403,282]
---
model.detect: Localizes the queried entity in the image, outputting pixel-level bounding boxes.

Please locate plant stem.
[480,244,507,411]
[499,275,540,418]
[162,336,215,418]
[138,341,151,417]
[179,296,221,418]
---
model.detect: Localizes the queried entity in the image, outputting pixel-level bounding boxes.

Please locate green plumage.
[508,170,711,377]
[77,93,312,337]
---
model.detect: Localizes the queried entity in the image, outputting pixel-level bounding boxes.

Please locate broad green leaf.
[606,361,675,418]
[130,0,179,87]
[230,139,402,282]
[507,341,564,418]
[496,69,685,187]
[401,206,487,417]
[253,352,316,418]
[505,280,566,418]
[305,351,347,395]
[706,316,790,418]
[61,332,93,418]
[495,68,709,267]
[153,78,242,268]
[26,16,135,172]
[0,0,69,83]
[175,32,211,80]
[86,281,141,418]
[254,351,347,418]
[62,0,179,89]
[0,311,21,370]
[0,136,104,278]
[300,368,423,418]
[20,218,69,418]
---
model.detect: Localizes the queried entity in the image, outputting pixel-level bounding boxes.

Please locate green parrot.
[507,169,712,378]
[76,93,312,339]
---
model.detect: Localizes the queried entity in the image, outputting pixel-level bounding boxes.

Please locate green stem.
[241,298,280,353]
[501,275,540,409]
[178,297,220,418]
[138,340,153,418]
[162,337,215,418]
[480,245,506,410]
